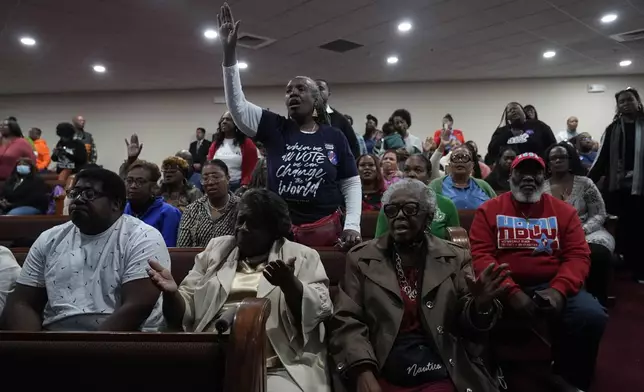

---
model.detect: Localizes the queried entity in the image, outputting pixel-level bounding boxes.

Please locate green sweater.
[428,176,497,198]
[374,192,460,240]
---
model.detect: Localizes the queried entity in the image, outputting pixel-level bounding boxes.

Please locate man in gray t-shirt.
[1,168,170,331]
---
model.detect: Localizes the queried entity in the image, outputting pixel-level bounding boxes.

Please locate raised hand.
[217,3,241,57]
[263,258,297,289]
[147,260,178,293]
[465,263,510,310]
[125,134,143,160]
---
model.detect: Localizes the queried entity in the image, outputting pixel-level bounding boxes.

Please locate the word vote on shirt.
[275,141,337,200]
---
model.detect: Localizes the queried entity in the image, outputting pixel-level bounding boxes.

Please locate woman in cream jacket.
[148,188,332,392]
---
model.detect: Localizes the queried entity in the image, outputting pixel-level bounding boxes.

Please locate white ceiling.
[0,0,643,94]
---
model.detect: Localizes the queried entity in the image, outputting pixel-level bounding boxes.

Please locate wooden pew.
[0,215,70,247]
[0,297,270,392]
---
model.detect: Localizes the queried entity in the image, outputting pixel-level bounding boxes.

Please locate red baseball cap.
[511,152,545,170]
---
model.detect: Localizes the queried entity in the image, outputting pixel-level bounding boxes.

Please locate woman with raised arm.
[217,3,361,249]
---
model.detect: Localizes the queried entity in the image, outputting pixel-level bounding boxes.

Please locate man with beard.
[123,160,182,247]
[484,102,556,165]
[469,152,607,392]
[1,168,170,332]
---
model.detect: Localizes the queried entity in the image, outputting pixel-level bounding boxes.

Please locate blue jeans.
[5,206,43,216]
[524,284,608,390]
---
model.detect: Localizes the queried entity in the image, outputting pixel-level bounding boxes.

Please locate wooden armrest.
[604,215,618,237]
[227,297,271,392]
[446,227,470,249]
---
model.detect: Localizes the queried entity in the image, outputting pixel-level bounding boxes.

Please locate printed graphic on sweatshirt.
[507,129,534,145]
[496,215,559,254]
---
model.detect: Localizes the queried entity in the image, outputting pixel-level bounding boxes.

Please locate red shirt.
[469,192,590,297]
[380,267,456,392]
[432,129,465,154]
[0,138,35,180]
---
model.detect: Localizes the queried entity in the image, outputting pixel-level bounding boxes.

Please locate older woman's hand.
[263,258,297,289]
[338,229,361,250]
[465,263,510,310]
[147,260,178,293]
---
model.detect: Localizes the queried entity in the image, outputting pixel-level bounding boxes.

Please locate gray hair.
[382,178,437,217]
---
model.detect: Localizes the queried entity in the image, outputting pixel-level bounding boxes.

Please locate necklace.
[300,124,318,133]
[394,251,418,300]
[208,194,230,211]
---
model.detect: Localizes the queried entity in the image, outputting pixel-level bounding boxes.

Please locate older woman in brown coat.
[328,179,508,392]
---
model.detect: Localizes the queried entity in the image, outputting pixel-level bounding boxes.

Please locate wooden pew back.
[0,215,70,246]
[0,297,270,392]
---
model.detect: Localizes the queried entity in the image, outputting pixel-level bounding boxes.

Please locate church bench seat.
[0,297,270,392]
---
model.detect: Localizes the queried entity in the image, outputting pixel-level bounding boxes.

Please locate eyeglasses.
[125,177,150,187]
[161,167,179,173]
[383,202,421,219]
[66,188,106,201]
[201,174,227,184]
[450,153,472,163]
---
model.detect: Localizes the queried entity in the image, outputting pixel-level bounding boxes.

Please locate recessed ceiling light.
[204,29,218,39]
[543,51,556,58]
[20,37,36,46]
[601,13,618,24]
[387,56,399,64]
[92,64,106,73]
[238,62,248,69]
[398,21,412,33]
[619,60,632,67]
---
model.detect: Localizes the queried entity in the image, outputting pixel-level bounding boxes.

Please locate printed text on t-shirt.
[276,143,327,198]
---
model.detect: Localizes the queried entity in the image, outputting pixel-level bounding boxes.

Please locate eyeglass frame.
[383,201,422,219]
[66,187,107,202]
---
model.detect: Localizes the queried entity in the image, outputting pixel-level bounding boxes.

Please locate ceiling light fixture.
[619,60,632,67]
[601,13,618,24]
[93,64,106,73]
[398,21,412,33]
[238,61,248,69]
[543,51,556,58]
[204,29,218,39]
[20,37,36,46]
[386,56,399,64]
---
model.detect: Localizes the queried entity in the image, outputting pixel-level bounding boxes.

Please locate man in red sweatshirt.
[470,152,607,392]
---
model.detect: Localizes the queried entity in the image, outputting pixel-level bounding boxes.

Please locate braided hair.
[497,101,524,128]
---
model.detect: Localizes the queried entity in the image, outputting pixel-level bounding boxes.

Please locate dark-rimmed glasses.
[66,188,106,201]
[383,202,420,219]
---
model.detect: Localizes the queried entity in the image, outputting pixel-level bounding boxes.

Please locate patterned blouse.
[544,175,615,252]
[176,193,240,248]
[161,186,202,212]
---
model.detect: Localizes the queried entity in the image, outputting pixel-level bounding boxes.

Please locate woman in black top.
[0,157,49,215]
[589,88,644,282]
[484,145,518,193]
[484,102,556,165]
[51,122,88,174]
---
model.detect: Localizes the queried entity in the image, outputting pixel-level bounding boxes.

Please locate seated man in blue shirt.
[124,160,182,247]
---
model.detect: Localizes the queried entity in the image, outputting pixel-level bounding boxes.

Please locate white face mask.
[16,165,31,175]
